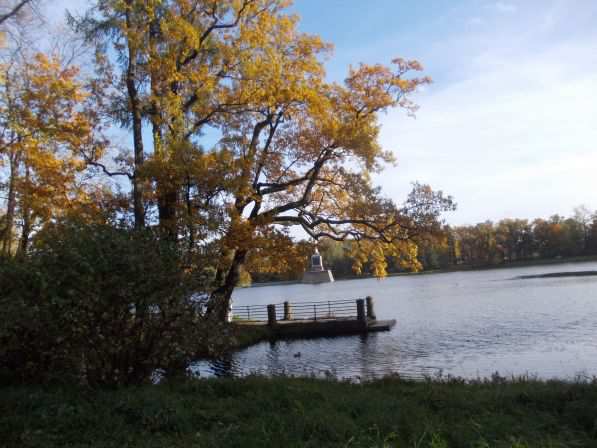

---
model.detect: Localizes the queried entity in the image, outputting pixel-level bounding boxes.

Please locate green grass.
[2,376,597,447]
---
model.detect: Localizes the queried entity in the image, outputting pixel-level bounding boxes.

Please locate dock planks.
[234,318,396,340]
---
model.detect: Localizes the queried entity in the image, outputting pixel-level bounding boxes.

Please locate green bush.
[0,221,222,386]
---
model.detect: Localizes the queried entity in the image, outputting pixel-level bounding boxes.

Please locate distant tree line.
[305,206,597,278]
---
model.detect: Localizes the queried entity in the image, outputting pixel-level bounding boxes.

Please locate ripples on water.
[191,261,597,381]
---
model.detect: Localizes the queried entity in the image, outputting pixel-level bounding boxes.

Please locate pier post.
[283,301,292,320]
[356,299,366,323]
[366,296,376,320]
[267,304,277,326]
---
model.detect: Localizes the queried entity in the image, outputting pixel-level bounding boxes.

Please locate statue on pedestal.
[302,247,334,284]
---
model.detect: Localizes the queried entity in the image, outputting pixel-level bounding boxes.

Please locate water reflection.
[208,354,236,377]
[191,262,597,381]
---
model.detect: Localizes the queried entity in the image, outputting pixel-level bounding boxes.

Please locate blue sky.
[46,1,597,225]
[290,1,597,225]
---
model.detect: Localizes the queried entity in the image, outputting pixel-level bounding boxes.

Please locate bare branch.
[85,159,133,179]
[0,0,32,26]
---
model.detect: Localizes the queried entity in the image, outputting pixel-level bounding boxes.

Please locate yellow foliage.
[0,51,108,253]
[56,0,453,304]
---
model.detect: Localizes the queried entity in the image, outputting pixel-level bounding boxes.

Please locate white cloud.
[374,11,597,225]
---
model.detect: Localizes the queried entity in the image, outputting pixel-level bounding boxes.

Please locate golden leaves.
[0,50,106,251]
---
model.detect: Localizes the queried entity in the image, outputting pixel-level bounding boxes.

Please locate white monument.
[302,247,334,284]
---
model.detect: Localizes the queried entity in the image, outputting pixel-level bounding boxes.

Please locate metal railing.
[285,299,357,320]
[230,303,271,321]
[231,298,364,322]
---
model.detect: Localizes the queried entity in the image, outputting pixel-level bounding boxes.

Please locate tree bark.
[209,248,248,322]
[17,162,30,255]
[19,208,30,254]
[1,150,19,255]
[185,175,194,254]
[147,14,179,242]
[151,115,178,240]
[125,3,145,229]
[158,186,178,240]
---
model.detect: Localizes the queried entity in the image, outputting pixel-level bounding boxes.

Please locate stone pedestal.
[302,269,335,284]
[302,247,334,284]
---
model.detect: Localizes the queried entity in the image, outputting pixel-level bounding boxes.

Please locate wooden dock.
[231,297,395,340]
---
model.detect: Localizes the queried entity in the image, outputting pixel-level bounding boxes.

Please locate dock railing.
[231,297,375,326]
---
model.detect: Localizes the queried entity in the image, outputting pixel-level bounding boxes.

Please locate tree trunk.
[154,120,177,241]
[125,4,145,229]
[147,16,179,242]
[185,175,194,254]
[209,249,248,322]
[17,163,31,255]
[1,150,19,255]
[158,187,178,240]
[19,209,30,255]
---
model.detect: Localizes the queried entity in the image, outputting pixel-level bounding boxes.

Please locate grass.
[2,376,597,447]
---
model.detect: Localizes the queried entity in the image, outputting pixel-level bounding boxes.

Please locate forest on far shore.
[250,206,597,283]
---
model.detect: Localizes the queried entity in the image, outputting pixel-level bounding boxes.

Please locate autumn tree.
[0,52,108,254]
[74,0,297,234]
[454,221,498,265]
[449,209,597,267]
[495,218,534,262]
[199,51,454,317]
[73,0,454,319]
[587,213,597,254]
[573,205,592,253]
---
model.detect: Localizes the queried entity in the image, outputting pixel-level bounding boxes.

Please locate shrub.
[0,221,222,386]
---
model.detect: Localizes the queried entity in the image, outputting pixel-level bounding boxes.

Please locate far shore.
[247,254,597,288]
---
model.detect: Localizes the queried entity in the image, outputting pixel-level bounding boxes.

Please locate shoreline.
[515,270,597,280]
[246,254,597,288]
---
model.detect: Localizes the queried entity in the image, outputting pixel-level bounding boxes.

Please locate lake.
[192,261,597,381]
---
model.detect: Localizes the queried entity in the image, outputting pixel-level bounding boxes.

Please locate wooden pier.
[231,297,396,340]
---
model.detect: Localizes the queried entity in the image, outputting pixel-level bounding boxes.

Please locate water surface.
[192,261,597,380]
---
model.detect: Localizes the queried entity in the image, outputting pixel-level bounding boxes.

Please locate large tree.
[74,0,295,232]
[179,27,454,318]
[75,0,454,319]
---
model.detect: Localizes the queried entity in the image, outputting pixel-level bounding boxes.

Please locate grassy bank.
[3,376,597,447]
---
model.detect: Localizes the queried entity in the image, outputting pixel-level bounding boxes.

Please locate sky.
[44,0,597,225]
